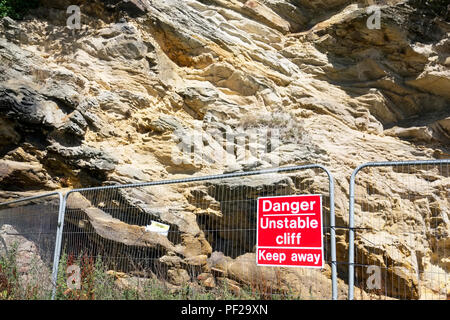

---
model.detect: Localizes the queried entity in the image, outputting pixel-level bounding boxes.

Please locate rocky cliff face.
[0,0,449,299]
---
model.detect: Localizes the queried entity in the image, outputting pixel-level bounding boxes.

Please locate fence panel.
[0,192,63,300]
[348,160,450,300]
[55,164,337,300]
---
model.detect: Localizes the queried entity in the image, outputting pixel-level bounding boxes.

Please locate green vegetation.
[0,243,52,299]
[1,248,302,300]
[0,0,39,20]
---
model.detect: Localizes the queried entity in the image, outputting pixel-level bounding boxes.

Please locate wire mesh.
[351,161,449,300]
[0,193,61,299]
[58,166,336,300]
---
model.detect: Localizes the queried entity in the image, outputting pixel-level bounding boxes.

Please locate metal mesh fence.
[0,193,62,299]
[3,160,447,300]
[349,160,450,300]
[57,165,336,300]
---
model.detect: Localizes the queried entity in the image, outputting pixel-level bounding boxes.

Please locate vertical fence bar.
[323,167,337,300]
[348,166,360,300]
[51,192,66,300]
[348,159,450,300]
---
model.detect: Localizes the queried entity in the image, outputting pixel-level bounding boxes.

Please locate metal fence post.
[318,166,337,300]
[329,170,337,300]
[348,165,361,300]
[51,192,67,300]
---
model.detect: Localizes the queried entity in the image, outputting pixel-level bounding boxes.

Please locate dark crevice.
[384,110,450,130]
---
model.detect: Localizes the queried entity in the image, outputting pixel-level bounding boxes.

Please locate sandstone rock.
[216,277,241,296]
[385,126,435,143]
[159,254,183,268]
[223,252,328,298]
[167,268,190,286]
[0,118,20,151]
[0,85,66,128]
[197,272,216,288]
[0,0,449,300]
[182,254,208,267]
[65,192,180,253]
[84,206,177,249]
[406,68,450,100]
[179,233,213,258]
[260,0,308,32]
[146,115,184,133]
[208,251,233,276]
[46,143,117,173]
[102,0,152,17]
[113,275,153,293]
[0,160,56,190]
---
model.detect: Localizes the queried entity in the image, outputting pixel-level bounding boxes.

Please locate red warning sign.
[256,195,324,268]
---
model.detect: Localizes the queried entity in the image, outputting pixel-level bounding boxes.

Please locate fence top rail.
[350,159,450,179]
[63,163,333,196]
[0,192,63,207]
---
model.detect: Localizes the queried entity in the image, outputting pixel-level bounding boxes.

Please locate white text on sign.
[258,249,322,265]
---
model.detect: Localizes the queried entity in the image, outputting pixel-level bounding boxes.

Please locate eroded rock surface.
[0,0,449,299]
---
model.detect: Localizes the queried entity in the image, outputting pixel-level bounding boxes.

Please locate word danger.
[258,249,322,265]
